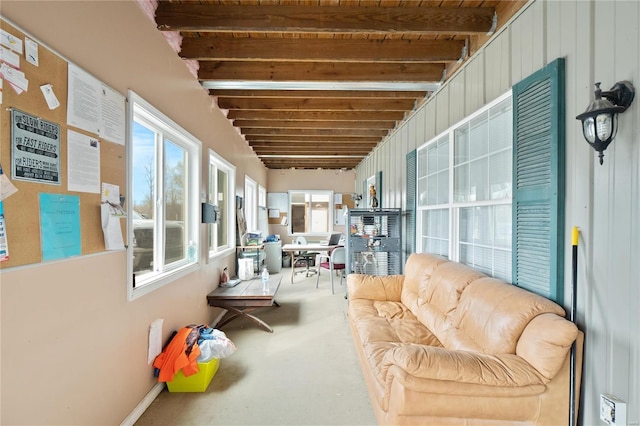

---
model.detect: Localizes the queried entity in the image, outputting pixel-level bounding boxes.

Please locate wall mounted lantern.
[576,81,635,165]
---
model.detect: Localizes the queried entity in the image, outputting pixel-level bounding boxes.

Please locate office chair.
[294,236,318,278]
[316,246,346,294]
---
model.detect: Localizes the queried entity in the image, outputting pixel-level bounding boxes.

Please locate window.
[288,190,334,235]
[417,92,512,281]
[208,150,235,258]
[127,91,201,299]
[244,175,257,232]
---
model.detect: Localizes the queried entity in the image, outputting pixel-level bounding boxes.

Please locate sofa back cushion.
[450,277,566,354]
[400,253,448,315]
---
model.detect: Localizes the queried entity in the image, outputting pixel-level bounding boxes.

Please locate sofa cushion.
[400,253,448,314]
[516,312,578,379]
[348,273,403,301]
[419,261,486,316]
[380,344,546,387]
[451,277,566,354]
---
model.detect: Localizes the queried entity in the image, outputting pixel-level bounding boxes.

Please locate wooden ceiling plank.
[212,89,426,99]
[199,61,444,82]
[227,110,406,121]
[242,128,388,137]
[234,119,395,129]
[180,37,465,62]
[156,4,495,35]
[243,135,381,143]
[217,97,416,110]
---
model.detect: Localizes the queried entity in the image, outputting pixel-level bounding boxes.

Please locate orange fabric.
[153,327,202,382]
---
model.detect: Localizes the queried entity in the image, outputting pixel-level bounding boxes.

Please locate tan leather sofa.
[347,253,583,425]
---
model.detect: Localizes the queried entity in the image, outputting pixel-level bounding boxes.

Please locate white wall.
[356,1,640,424]
[1,1,266,424]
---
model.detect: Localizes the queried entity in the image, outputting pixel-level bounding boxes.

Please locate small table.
[207,276,282,333]
[282,243,338,283]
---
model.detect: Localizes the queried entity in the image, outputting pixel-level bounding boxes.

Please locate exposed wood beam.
[234,120,395,129]
[156,4,495,35]
[199,61,444,82]
[253,148,372,156]
[249,141,377,149]
[242,128,388,137]
[181,38,465,62]
[243,135,380,143]
[218,97,416,111]
[227,110,405,121]
[212,89,426,100]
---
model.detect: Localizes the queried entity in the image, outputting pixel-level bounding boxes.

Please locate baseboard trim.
[120,382,165,426]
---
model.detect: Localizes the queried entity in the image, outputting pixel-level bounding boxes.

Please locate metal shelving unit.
[346,208,402,276]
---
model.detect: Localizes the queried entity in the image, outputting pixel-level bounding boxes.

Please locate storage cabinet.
[346,208,402,276]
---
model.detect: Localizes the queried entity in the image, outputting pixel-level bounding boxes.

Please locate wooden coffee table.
[207,276,282,333]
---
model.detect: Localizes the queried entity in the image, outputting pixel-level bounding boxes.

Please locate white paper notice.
[40,84,60,110]
[67,130,100,193]
[148,319,164,364]
[25,38,39,66]
[0,174,19,201]
[67,64,100,134]
[67,63,125,144]
[0,29,23,54]
[101,203,124,250]
[99,85,126,145]
[0,63,28,93]
[0,46,20,68]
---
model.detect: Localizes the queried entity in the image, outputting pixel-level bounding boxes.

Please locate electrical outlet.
[600,394,627,425]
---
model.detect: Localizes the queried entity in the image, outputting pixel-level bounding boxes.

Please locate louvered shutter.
[405,150,417,263]
[512,58,566,303]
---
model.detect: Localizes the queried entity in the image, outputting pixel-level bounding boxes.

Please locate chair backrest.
[331,246,346,264]
[295,236,307,245]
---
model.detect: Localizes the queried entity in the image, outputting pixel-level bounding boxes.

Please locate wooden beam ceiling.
[154,1,527,170]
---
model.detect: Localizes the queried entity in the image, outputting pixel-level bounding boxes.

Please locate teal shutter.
[405,150,417,263]
[512,58,566,304]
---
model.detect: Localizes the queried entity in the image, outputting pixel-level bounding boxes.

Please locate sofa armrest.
[347,273,404,301]
[381,344,546,387]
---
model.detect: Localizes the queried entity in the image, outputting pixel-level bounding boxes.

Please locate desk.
[207,276,282,333]
[281,243,338,283]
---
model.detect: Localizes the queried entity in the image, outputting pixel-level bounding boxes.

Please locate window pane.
[290,191,332,234]
[489,149,512,200]
[454,163,468,202]
[469,157,488,201]
[469,112,488,158]
[132,121,156,274]
[310,193,330,233]
[489,99,513,152]
[217,169,228,247]
[164,139,186,266]
[454,124,469,164]
[421,209,448,257]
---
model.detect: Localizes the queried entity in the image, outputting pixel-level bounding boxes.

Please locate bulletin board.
[0,19,126,268]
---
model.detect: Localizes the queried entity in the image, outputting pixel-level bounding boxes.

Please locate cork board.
[0,19,126,268]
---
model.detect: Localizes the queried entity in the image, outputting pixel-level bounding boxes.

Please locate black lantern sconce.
[576,81,635,165]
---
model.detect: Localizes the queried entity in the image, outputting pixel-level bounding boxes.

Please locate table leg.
[218,306,275,333]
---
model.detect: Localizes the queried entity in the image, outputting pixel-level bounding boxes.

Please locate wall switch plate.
[600,394,627,425]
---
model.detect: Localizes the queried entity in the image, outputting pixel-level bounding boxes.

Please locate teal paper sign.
[39,193,81,261]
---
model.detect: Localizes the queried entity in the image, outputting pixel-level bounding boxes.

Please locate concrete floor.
[135,268,377,426]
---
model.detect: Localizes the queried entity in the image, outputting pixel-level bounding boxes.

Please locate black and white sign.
[11,109,61,185]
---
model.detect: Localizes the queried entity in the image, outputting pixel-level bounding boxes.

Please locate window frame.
[287,189,335,237]
[416,90,513,281]
[207,149,235,260]
[127,91,201,301]
[244,175,257,232]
